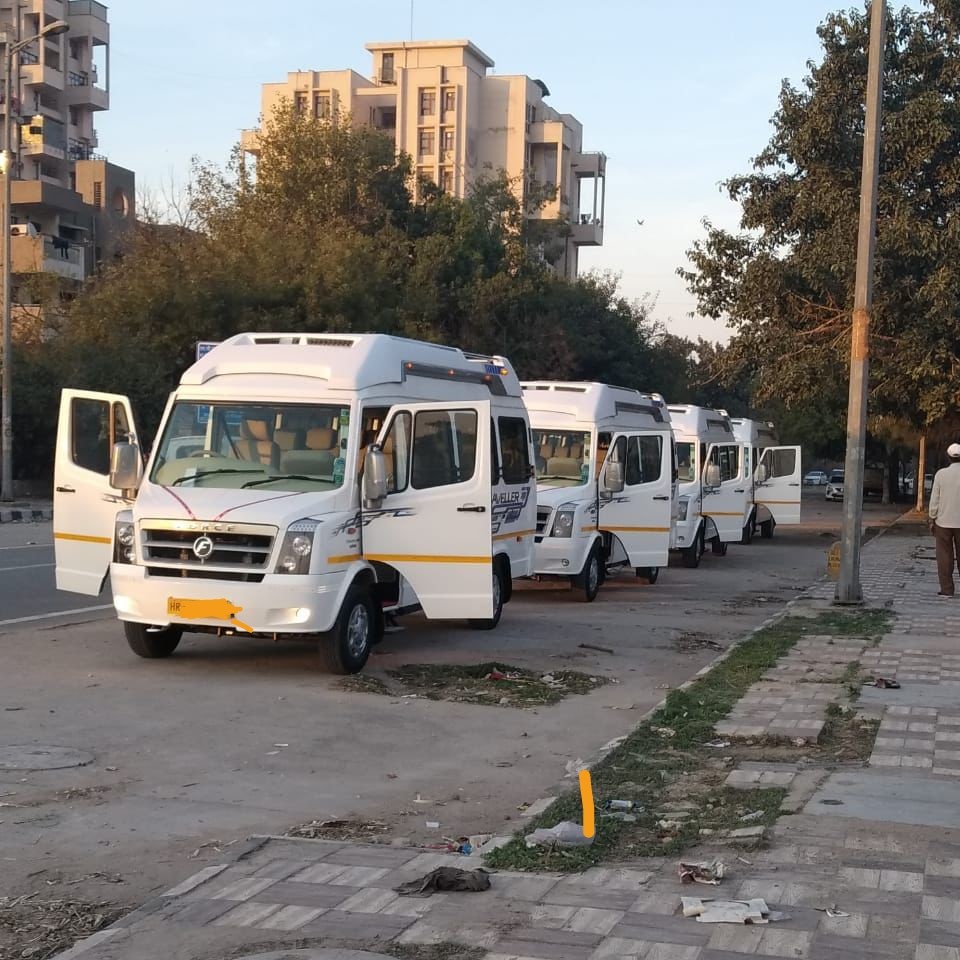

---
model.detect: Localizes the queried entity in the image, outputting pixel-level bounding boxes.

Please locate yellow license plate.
[167,597,187,616]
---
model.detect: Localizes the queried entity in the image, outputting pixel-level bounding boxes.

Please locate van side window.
[638,435,663,483]
[671,437,679,483]
[490,418,501,484]
[71,397,110,475]
[625,436,643,485]
[709,444,740,482]
[380,412,412,493]
[412,409,477,489]
[498,416,530,485]
[605,435,627,482]
[596,432,613,477]
[761,447,796,479]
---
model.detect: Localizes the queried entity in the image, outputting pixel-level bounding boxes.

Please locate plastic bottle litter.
[606,799,634,811]
[525,821,594,848]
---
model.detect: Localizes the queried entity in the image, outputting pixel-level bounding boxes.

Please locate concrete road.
[0,494,907,914]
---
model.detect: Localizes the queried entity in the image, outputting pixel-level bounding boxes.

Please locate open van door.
[599,432,673,567]
[702,441,748,542]
[361,401,493,620]
[54,389,139,595]
[756,446,802,525]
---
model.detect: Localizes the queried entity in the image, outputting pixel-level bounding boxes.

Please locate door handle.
[457,504,486,513]
[788,482,800,487]
[56,485,75,493]
[653,495,670,501]
[734,488,745,493]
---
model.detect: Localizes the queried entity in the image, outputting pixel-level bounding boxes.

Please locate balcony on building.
[20,48,62,91]
[21,115,66,160]
[67,0,109,45]
[66,66,108,110]
[12,231,84,281]
[569,214,603,246]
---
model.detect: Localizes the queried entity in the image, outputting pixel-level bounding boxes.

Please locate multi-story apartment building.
[242,40,606,279]
[0,0,134,323]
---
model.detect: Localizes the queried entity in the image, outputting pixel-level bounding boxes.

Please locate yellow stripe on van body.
[365,553,490,565]
[493,528,536,542]
[580,525,598,533]
[601,525,671,533]
[755,500,798,505]
[703,511,745,517]
[54,532,112,544]
[327,553,361,565]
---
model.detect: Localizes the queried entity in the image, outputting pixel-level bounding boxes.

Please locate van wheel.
[124,622,182,659]
[712,538,728,556]
[760,518,775,539]
[636,566,659,584]
[320,586,375,674]
[741,517,754,545]
[469,563,505,630]
[682,528,704,568]
[574,546,602,602]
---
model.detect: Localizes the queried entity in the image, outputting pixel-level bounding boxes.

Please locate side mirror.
[601,460,625,494]
[703,463,721,490]
[755,464,768,485]
[362,445,388,508]
[110,441,142,491]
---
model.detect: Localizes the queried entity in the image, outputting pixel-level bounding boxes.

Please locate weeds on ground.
[486,608,892,873]
[341,662,608,708]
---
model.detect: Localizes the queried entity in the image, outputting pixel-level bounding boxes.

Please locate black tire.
[320,585,376,674]
[741,516,754,545]
[760,518,775,540]
[636,566,659,584]
[712,538,728,556]
[124,622,182,659]
[682,526,704,569]
[469,563,505,630]
[573,546,602,602]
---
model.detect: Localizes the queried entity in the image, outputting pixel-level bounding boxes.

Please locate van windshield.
[150,401,347,492]
[676,442,696,482]
[532,429,591,488]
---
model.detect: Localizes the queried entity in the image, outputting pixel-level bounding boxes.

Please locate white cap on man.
[949,443,960,459]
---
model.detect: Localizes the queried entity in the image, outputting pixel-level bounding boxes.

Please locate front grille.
[141,520,277,581]
[536,507,552,536]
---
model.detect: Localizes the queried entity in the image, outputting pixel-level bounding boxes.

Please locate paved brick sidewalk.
[51,524,960,960]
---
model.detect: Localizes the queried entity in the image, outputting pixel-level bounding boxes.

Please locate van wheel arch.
[345,568,383,645]
[495,552,513,604]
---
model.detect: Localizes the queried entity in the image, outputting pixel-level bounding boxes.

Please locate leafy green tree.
[681,2,960,439]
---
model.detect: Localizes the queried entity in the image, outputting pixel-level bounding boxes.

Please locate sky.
[98,0,852,344]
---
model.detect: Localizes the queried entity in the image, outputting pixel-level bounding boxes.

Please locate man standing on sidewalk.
[929,443,960,596]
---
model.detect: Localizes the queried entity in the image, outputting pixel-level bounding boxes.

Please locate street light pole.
[0,38,12,501]
[836,0,887,604]
[0,19,68,501]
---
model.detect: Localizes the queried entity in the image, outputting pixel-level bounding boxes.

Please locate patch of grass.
[339,674,391,695]
[386,662,607,708]
[819,706,880,761]
[486,608,892,872]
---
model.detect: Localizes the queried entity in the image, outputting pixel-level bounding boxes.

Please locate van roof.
[180,332,522,397]
[730,417,779,446]
[667,404,734,442]
[521,381,670,428]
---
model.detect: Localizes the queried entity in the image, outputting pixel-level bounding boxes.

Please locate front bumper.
[532,534,596,577]
[110,563,345,634]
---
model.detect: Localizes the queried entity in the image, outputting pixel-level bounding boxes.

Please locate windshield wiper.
[241,474,330,489]
[171,468,261,486]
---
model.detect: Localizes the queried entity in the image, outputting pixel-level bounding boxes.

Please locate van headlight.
[550,504,577,538]
[275,519,319,574]
[677,498,689,522]
[114,519,136,564]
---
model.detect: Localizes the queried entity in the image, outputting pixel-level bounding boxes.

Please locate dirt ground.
[0,494,907,957]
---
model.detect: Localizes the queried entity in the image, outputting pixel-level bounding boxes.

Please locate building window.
[440,168,453,193]
[381,52,395,83]
[418,129,435,157]
[295,92,309,115]
[443,88,456,115]
[93,181,102,209]
[419,88,436,117]
[441,127,455,153]
[314,93,331,120]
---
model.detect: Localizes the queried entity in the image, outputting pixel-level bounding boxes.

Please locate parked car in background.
[825,469,844,501]
[804,470,828,486]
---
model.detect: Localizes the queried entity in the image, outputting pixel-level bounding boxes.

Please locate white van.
[669,405,748,566]
[522,382,675,599]
[53,332,538,673]
[729,418,802,540]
